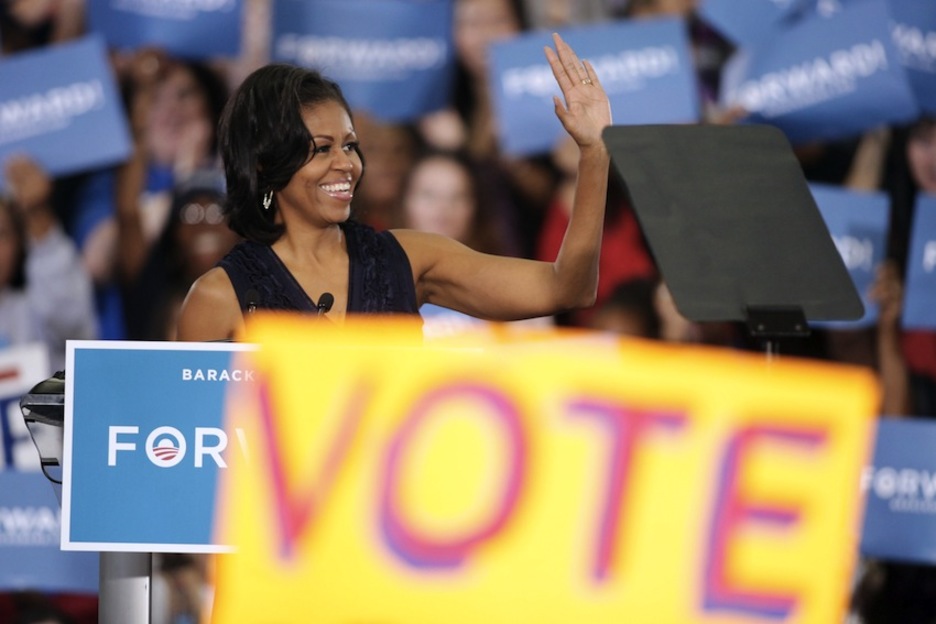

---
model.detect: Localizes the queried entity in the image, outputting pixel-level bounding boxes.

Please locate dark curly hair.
[218,63,365,244]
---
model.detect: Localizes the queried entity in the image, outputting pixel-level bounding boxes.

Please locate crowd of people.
[1,0,931,407]
[1,0,935,622]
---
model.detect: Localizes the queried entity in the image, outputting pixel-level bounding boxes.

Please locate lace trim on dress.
[218,220,416,314]
[347,221,395,313]
[219,241,314,312]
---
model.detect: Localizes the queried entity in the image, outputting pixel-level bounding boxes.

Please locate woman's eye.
[313,144,332,155]
[343,141,359,152]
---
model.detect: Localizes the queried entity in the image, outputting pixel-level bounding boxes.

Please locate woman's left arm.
[396,33,612,320]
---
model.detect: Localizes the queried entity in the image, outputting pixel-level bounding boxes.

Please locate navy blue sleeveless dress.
[218,220,419,315]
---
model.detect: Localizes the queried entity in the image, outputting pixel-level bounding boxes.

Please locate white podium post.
[99,552,152,624]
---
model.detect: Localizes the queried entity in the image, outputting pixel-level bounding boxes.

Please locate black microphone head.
[317,292,335,313]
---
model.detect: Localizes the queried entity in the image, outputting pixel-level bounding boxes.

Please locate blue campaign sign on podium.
[62,341,255,553]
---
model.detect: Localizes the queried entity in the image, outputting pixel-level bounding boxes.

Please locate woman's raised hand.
[544,33,612,151]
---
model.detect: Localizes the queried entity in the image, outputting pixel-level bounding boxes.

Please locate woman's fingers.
[556,35,584,81]
[546,33,590,89]
[544,44,573,93]
[544,32,612,145]
[551,34,592,88]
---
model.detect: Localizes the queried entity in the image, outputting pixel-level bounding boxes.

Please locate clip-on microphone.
[316,292,334,317]
[245,288,333,317]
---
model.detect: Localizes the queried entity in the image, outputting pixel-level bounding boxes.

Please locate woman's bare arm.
[397,33,611,321]
[176,267,243,341]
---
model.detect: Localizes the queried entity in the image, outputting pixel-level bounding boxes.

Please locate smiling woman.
[176,33,613,342]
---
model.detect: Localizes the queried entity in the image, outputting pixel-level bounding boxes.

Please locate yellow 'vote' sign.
[210,316,877,624]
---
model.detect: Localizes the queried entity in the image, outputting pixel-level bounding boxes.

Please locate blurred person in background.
[122,169,240,341]
[0,0,83,55]
[401,148,510,257]
[652,279,738,347]
[587,274,739,347]
[114,48,229,272]
[520,0,628,29]
[807,116,936,418]
[0,157,97,372]
[808,125,913,417]
[221,0,274,89]
[536,134,656,328]
[0,0,128,339]
[0,590,88,624]
[851,558,936,623]
[446,0,531,159]
[623,0,735,122]
[113,49,230,338]
[351,113,423,231]
[398,148,526,337]
[151,553,211,624]
[882,115,936,418]
[587,276,661,339]
[420,0,558,257]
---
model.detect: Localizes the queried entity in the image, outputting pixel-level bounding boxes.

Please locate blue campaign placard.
[698,0,813,47]
[902,194,936,330]
[63,341,255,552]
[0,470,99,593]
[887,0,936,115]
[86,0,243,59]
[0,35,132,187]
[719,0,919,146]
[490,17,699,157]
[808,183,889,330]
[861,417,936,564]
[271,0,455,123]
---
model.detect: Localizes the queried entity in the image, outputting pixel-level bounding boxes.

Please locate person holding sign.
[177,33,611,341]
[0,156,97,371]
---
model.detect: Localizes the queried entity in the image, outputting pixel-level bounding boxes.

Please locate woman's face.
[908,122,936,194]
[275,100,363,228]
[147,64,213,166]
[0,203,21,288]
[455,0,521,78]
[403,156,475,242]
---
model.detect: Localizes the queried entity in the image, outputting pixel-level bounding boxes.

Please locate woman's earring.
[262,190,273,212]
